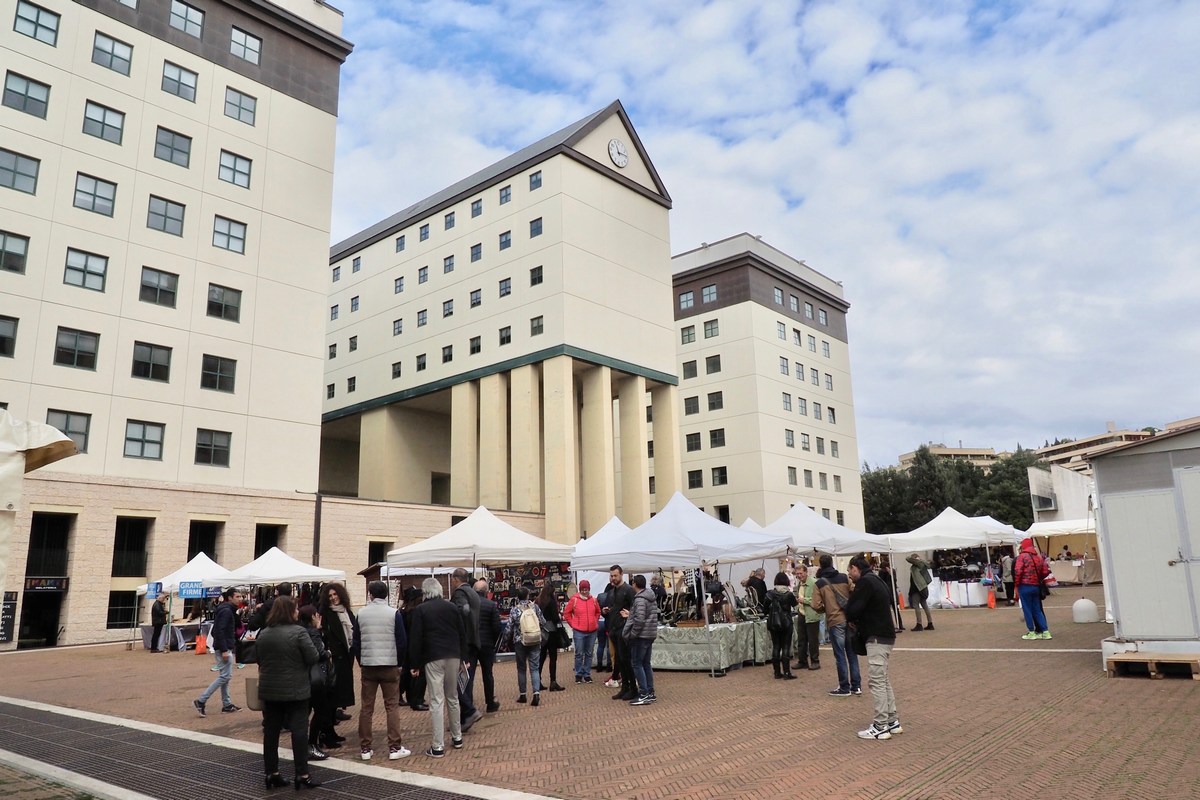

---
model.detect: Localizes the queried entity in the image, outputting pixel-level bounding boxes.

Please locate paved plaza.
[2,585,1198,800]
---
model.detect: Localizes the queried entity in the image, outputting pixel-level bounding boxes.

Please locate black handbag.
[310,657,335,692]
[848,626,867,657]
[554,623,571,650]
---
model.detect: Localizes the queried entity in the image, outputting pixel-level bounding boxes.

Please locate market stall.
[136,552,234,650]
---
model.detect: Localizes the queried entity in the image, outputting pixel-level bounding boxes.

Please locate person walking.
[1015,538,1052,640]
[408,578,468,758]
[537,583,566,692]
[508,586,546,706]
[845,557,901,741]
[318,582,357,728]
[564,579,601,684]
[906,553,935,631]
[603,565,637,701]
[150,591,169,652]
[255,596,322,790]
[622,574,659,705]
[811,554,861,697]
[473,579,502,712]
[449,568,483,732]
[352,580,410,761]
[193,587,241,717]
[298,605,335,761]
[1001,550,1016,606]
[792,564,821,671]
[765,572,798,680]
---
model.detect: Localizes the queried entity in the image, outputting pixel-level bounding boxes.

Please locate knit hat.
[1020,537,1034,551]
[579,579,591,591]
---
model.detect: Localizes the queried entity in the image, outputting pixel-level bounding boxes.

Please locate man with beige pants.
[845,557,902,741]
[352,580,410,761]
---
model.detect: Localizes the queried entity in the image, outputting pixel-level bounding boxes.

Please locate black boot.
[773,660,782,679]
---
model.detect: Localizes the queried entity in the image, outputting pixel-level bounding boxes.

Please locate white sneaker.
[857,723,892,741]
[887,720,904,735]
[360,748,373,760]
[603,679,621,688]
[388,745,411,760]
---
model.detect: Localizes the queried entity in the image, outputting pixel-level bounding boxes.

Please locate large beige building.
[319,101,682,542]
[0,0,351,648]
[662,234,864,530]
[897,444,1011,472]
[1034,423,1153,475]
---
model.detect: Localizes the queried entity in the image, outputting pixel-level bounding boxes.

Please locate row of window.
[40,406,231,466]
[780,392,837,424]
[772,286,830,326]
[786,467,843,492]
[681,429,726,452]
[778,358,835,390]
[678,284,717,310]
[775,322,832,358]
[783,429,841,458]
[383,172,544,260]
[686,466,728,489]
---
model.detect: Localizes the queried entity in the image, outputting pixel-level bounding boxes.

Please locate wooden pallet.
[1106,652,1200,680]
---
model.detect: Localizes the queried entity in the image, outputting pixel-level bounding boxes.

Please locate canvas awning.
[763,503,882,554]
[387,506,572,568]
[204,547,346,587]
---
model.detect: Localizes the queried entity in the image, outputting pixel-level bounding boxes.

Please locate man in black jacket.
[845,557,901,741]
[150,591,169,652]
[474,579,502,713]
[602,565,637,701]
[450,568,482,731]
[193,587,241,716]
[408,578,468,758]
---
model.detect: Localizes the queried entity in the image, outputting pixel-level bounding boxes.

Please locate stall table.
[1049,559,1102,584]
[652,620,768,671]
[139,621,212,651]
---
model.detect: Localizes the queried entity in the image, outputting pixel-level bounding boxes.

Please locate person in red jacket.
[1014,538,1052,640]
[564,580,602,684]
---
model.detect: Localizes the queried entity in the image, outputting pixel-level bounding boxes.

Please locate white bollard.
[1072,598,1100,624]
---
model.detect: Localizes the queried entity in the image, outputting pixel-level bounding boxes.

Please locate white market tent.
[1027,518,1095,536]
[140,552,234,594]
[880,507,1009,551]
[739,518,763,531]
[570,493,792,573]
[574,516,632,592]
[387,506,573,569]
[204,546,345,587]
[763,503,881,554]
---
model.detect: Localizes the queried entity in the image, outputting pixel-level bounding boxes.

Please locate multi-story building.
[1034,423,1153,475]
[319,101,682,542]
[897,444,1011,472]
[0,0,352,649]
[660,234,864,530]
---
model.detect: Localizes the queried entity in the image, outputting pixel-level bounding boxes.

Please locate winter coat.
[353,599,408,667]
[623,588,659,640]
[407,598,468,666]
[256,623,320,702]
[811,567,852,627]
[209,600,238,652]
[476,593,502,651]
[563,592,601,634]
[845,570,896,642]
[452,582,481,651]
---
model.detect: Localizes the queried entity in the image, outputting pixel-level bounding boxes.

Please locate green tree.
[861,463,910,533]
[904,445,956,529]
[971,447,1044,531]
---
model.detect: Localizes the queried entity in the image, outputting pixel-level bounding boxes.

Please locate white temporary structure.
[574,516,632,594]
[763,503,881,554]
[739,518,763,531]
[386,506,573,569]
[880,507,1005,551]
[139,552,234,594]
[1027,518,1095,536]
[205,546,345,587]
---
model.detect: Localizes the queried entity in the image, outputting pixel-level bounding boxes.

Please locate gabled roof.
[330,100,671,261]
[1089,421,1200,460]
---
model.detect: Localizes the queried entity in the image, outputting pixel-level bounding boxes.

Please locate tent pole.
[701,562,722,679]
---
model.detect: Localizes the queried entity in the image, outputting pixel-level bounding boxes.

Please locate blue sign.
[179,581,205,598]
[146,582,162,597]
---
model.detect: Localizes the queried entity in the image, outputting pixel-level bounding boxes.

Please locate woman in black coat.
[536,583,565,692]
[299,605,338,758]
[256,596,320,790]
[318,582,356,717]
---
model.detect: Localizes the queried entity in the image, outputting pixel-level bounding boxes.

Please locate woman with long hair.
[298,605,335,761]
[765,572,798,680]
[318,582,356,728]
[536,583,565,692]
[256,596,321,790]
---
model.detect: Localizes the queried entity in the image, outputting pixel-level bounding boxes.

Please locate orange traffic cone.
[897,592,906,610]
[195,633,207,655]
[987,588,996,609]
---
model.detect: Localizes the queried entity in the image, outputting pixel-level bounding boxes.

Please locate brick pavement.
[2,585,1198,800]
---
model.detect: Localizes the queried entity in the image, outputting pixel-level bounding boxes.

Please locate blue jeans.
[630,638,654,696]
[199,650,233,706]
[513,641,542,695]
[1018,584,1048,632]
[828,623,860,692]
[573,630,597,677]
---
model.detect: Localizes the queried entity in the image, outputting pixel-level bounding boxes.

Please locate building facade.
[319,101,682,543]
[1035,424,1154,475]
[661,234,864,530]
[897,445,1011,472]
[0,0,352,649]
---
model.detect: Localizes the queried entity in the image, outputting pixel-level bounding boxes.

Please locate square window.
[154,127,191,167]
[346,376,355,393]
[169,1,204,37]
[788,466,797,486]
[471,199,482,218]
[326,383,335,398]
[530,217,542,237]
[705,355,721,374]
[530,265,543,286]
[779,357,789,375]
[394,276,404,293]
[124,420,164,460]
[530,315,543,335]
[195,428,232,467]
[328,343,335,358]
[14,1,59,46]
[3,72,50,118]
[212,216,246,253]
[774,287,783,304]
[685,432,701,452]
[1,230,30,273]
[444,211,455,230]
[825,373,833,390]
[469,336,481,355]
[499,326,511,345]
[782,392,792,412]
[443,254,454,273]
[0,148,39,194]
[679,290,694,310]
[350,296,359,312]
[785,429,794,448]
[701,284,717,303]
[687,469,703,489]
[680,325,695,344]
[54,328,98,369]
[218,150,251,188]
[797,398,807,416]
[332,266,341,282]
[822,340,831,358]
[789,295,799,313]
[707,391,723,411]
[805,302,814,319]
[499,277,511,297]
[391,361,402,378]
[417,309,427,326]
[131,341,171,381]
[416,354,426,371]
[73,173,116,216]
[419,223,429,241]
[710,428,725,448]
[200,354,236,392]
[418,266,428,284]
[64,247,107,292]
[392,318,403,336]
[224,87,256,124]
[443,299,453,317]
[207,283,241,321]
[395,234,406,252]
[683,396,699,415]
[819,309,828,325]
[804,469,813,488]
[808,334,817,352]
[499,185,511,204]
[816,436,826,455]
[470,243,482,262]
[499,230,511,250]
[703,320,719,338]
[777,321,787,340]
[831,440,840,458]
[0,315,16,357]
[46,409,90,453]
[162,62,197,102]
[147,195,185,235]
[801,433,810,451]
[442,344,453,363]
[529,170,542,190]
[329,305,338,320]
[682,360,697,379]
[470,288,481,307]
[230,27,261,65]
[711,466,728,486]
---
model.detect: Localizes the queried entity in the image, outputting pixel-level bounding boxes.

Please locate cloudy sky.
[327,0,1200,468]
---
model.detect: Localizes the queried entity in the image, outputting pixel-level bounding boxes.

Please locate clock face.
[608,138,629,168]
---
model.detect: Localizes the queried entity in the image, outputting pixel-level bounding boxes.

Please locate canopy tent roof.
[570,493,792,572]
[204,547,345,587]
[881,507,1014,552]
[739,518,763,531]
[387,506,573,568]
[137,552,234,594]
[574,516,631,553]
[763,503,881,555]
[969,515,1023,545]
[1026,518,1096,536]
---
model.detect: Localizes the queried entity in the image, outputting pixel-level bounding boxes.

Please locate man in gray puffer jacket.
[621,574,659,706]
[352,581,409,761]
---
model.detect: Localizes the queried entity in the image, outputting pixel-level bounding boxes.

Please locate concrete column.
[617,374,650,525]
[509,364,542,513]
[542,356,577,543]
[650,383,682,500]
[358,406,405,501]
[580,365,616,538]
[450,381,480,507]
[479,372,510,509]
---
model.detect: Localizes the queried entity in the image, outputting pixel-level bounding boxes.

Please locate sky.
[327,0,1200,468]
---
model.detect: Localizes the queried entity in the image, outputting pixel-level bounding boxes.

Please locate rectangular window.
[645,406,653,423]
[470,288,481,308]
[819,472,828,490]
[530,315,544,335]
[470,243,482,262]
[106,590,139,629]
[792,329,801,346]
[0,315,16,357]
[147,195,185,235]
[825,373,833,390]
[14,1,59,46]
[212,216,246,253]
[207,283,241,321]
[680,325,695,344]
[834,475,842,492]
[499,230,511,250]
[391,361,402,378]
[0,230,29,273]
[707,391,723,411]
[154,127,191,167]
[162,62,197,102]
[804,469,813,488]
[794,362,803,380]
[499,326,511,345]
[417,309,427,326]
[64,248,107,292]
[701,284,717,303]
[499,277,511,297]
[801,433,810,451]
[705,355,721,374]
[350,296,359,312]
[703,320,719,338]
[788,467,797,486]
[224,87,256,124]
[3,72,50,117]
[822,508,832,520]
[529,171,542,190]
[836,510,845,525]
[774,287,783,304]
[797,398,807,416]
[828,405,837,423]
[392,319,402,336]
[831,440,840,458]
[530,265,543,286]
[416,354,426,371]
[647,441,654,459]
[47,409,90,453]
[442,345,453,363]
[679,291,694,310]
[418,266,428,284]
[785,429,794,448]
[0,146,39,193]
[682,360,697,379]
[777,321,787,340]
[394,276,404,293]
[169,0,204,37]
[218,150,251,188]
[819,309,828,325]
[710,428,725,448]
[530,217,543,237]
[53,328,93,371]
[200,354,236,392]
[443,211,455,230]
[808,334,817,352]
[73,173,116,215]
[443,255,454,273]
[230,26,261,65]
[779,357,789,375]
[813,402,823,421]
[395,234,406,252]
[326,383,334,398]
[195,428,231,467]
[685,432,701,452]
[469,336,480,355]
[131,341,171,381]
[471,199,482,218]
[822,340,831,357]
[332,266,341,282]
[782,392,792,411]
[347,377,356,393]
[816,437,826,455]
[684,396,699,415]
[789,295,799,313]
[811,367,820,385]
[687,470,703,489]
[328,343,335,359]
[649,475,656,495]
[419,223,429,241]
[805,302,814,319]
[442,299,453,317]
[499,185,511,204]
[711,466,728,486]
